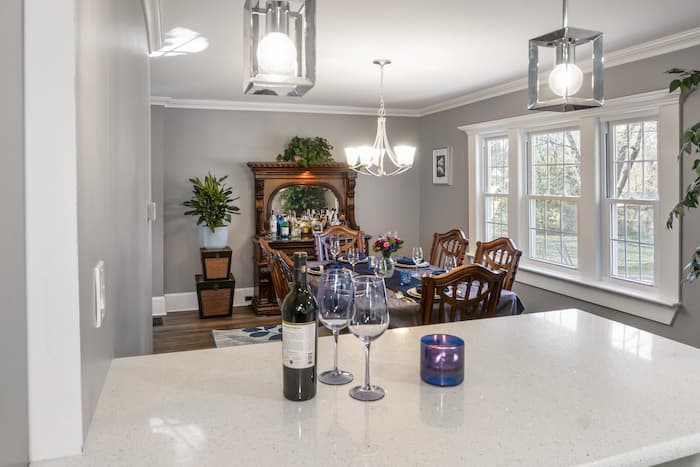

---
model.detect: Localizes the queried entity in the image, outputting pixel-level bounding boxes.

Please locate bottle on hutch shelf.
[280,216,290,239]
[282,252,318,401]
[269,211,278,239]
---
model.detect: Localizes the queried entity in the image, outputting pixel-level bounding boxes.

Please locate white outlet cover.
[94,260,105,328]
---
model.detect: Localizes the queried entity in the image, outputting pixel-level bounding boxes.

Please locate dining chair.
[314,225,365,261]
[429,229,469,268]
[420,264,504,325]
[259,238,294,268]
[473,237,522,291]
[270,252,294,305]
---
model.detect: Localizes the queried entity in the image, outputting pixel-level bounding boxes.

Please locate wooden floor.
[153,307,281,354]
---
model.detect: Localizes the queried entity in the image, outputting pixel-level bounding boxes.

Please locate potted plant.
[183,172,240,249]
[277,136,334,168]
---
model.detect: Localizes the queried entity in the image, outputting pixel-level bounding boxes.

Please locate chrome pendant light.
[528,0,603,111]
[345,60,415,177]
[243,0,316,96]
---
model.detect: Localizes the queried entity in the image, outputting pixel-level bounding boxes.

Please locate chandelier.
[527,0,603,111]
[345,60,415,176]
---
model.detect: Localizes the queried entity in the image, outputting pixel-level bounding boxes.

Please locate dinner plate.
[406,287,441,300]
[338,257,368,264]
[395,261,430,269]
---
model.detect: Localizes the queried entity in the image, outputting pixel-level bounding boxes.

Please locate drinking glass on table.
[347,247,359,273]
[412,246,424,277]
[329,238,341,263]
[444,255,457,272]
[317,269,354,385]
[349,276,389,401]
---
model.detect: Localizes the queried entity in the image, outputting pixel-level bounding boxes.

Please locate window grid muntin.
[608,120,658,201]
[485,194,508,241]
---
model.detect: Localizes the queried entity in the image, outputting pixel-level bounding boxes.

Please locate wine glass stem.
[363,342,372,390]
[332,330,339,373]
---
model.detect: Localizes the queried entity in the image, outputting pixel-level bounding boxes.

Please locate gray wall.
[154,108,420,293]
[418,45,700,347]
[75,0,152,438]
[152,105,165,296]
[0,2,29,466]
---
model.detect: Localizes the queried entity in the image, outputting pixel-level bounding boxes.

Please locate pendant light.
[528,0,603,111]
[244,0,316,97]
[345,60,415,177]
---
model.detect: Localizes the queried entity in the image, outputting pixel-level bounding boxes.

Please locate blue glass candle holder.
[420,334,465,386]
[399,269,412,286]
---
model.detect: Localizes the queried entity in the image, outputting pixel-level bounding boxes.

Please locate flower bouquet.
[373,232,404,259]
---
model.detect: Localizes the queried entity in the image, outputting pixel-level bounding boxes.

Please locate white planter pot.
[199,226,229,249]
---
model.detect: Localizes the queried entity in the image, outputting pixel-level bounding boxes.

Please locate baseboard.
[151,296,166,317]
[156,287,255,315]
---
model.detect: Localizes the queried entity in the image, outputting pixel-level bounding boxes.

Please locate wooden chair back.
[420,264,504,325]
[314,225,365,262]
[474,237,522,291]
[259,238,294,267]
[429,229,469,267]
[270,252,294,305]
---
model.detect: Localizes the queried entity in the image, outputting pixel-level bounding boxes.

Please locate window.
[483,137,509,241]
[607,120,657,284]
[528,129,581,267]
[462,91,680,324]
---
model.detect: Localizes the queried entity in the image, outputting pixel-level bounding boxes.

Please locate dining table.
[307,258,525,328]
[34,309,700,467]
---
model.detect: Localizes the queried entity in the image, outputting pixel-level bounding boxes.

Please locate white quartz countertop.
[34,310,700,467]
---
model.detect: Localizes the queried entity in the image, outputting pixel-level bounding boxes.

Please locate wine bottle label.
[282,321,315,369]
[282,227,290,236]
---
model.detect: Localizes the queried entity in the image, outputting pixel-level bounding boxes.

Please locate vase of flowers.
[372,232,404,278]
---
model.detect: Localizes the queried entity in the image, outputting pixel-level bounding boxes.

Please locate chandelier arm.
[381,119,401,167]
[562,0,568,29]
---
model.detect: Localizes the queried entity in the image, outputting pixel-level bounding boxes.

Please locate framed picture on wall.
[432,147,452,185]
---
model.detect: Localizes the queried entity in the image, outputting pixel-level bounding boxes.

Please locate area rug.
[212,325,282,348]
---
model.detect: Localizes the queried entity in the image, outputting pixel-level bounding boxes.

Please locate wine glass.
[444,255,457,272]
[317,269,354,385]
[329,238,341,263]
[412,246,424,277]
[347,247,359,273]
[349,276,390,401]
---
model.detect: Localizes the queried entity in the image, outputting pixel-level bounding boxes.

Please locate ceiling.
[150,0,700,111]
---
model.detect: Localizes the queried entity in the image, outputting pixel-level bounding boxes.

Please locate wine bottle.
[281,216,290,239]
[281,252,318,401]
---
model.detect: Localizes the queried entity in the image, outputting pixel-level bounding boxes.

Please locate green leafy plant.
[280,185,328,213]
[665,68,700,283]
[183,172,240,233]
[276,136,334,168]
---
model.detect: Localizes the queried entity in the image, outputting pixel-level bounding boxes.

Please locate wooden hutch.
[247,162,360,315]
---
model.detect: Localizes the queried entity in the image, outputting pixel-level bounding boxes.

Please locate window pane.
[610,120,658,200]
[610,203,654,284]
[529,129,580,198]
[484,137,509,195]
[485,196,508,241]
[529,199,578,268]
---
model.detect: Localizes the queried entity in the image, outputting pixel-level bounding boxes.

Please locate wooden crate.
[200,247,232,281]
[196,273,235,319]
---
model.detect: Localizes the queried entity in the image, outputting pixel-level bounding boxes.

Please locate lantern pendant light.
[528,0,603,111]
[344,60,415,177]
[244,0,316,96]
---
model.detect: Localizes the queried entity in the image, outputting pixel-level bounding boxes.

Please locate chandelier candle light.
[527,0,603,111]
[345,60,416,176]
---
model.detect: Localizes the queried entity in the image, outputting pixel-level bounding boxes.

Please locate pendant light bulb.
[548,63,583,97]
[257,32,297,76]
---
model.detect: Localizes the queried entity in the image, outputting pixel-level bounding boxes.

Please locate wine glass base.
[349,385,385,401]
[319,370,354,385]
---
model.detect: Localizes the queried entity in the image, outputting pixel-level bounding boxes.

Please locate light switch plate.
[94,261,106,328]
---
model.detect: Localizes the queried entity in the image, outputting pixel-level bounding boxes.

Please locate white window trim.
[460,90,680,325]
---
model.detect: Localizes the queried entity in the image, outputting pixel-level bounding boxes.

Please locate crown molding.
[151,27,700,119]
[150,96,419,117]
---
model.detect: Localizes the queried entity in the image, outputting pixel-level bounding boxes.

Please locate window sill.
[516,264,679,325]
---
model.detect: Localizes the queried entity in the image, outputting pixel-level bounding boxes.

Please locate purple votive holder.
[420,334,465,386]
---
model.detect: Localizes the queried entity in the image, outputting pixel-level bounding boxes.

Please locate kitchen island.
[33,310,700,466]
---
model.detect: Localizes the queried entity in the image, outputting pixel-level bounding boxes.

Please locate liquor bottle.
[269,211,278,239]
[281,216,290,239]
[281,252,318,401]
